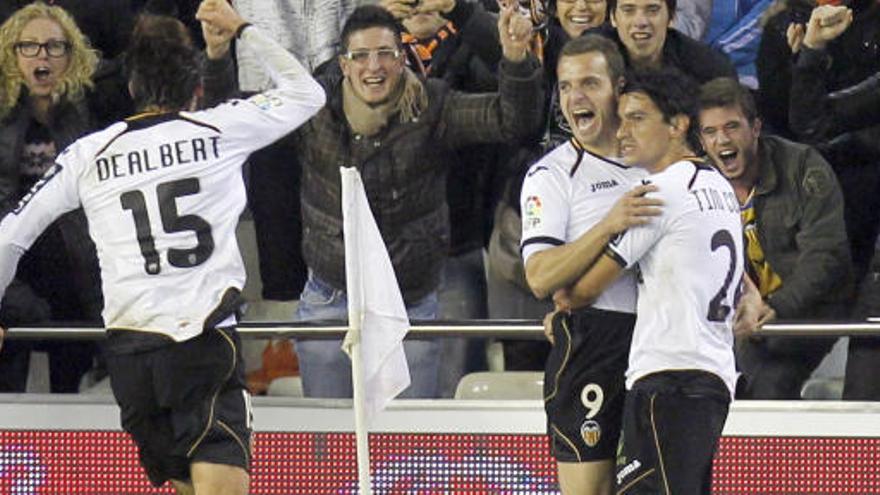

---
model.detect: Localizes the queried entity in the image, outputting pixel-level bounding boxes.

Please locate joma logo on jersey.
[13,164,62,214]
[616,459,642,486]
[590,179,619,193]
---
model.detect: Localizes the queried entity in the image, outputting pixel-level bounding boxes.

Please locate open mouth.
[571,109,596,130]
[718,149,738,167]
[362,76,386,88]
[631,32,652,42]
[568,15,597,28]
[34,67,51,82]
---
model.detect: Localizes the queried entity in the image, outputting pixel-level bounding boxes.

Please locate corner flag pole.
[342,167,373,495]
[349,315,373,495]
[341,167,412,494]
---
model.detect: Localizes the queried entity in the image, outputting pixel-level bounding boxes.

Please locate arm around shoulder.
[567,253,624,309]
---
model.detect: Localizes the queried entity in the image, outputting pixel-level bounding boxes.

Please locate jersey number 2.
[707,229,737,322]
[121,178,214,275]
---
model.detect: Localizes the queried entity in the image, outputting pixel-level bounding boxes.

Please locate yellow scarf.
[741,189,783,297]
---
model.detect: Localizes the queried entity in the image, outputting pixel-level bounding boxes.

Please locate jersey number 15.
[121,177,214,275]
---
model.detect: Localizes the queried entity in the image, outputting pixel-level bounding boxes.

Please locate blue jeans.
[295,273,441,398]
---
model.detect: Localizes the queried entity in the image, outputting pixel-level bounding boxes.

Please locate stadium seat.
[267,376,304,397]
[454,371,543,400]
[800,377,844,400]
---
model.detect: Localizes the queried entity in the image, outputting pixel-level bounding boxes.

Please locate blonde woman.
[0,2,99,123]
[0,2,106,393]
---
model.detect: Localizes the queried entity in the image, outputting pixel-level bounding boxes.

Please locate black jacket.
[0,97,104,326]
[590,24,737,83]
[790,47,880,146]
[758,0,880,137]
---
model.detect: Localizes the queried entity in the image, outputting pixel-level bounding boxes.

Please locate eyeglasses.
[14,40,71,58]
[342,48,401,65]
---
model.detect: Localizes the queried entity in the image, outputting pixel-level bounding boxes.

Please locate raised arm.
[789,6,880,142]
[195,0,326,149]
[437,0,544,147]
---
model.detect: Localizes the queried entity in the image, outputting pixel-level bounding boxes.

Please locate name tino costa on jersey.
[605,159,744,396]
[520,138,647,314]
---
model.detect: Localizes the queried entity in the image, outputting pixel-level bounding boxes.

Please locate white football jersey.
[0,27,325,341]
[520,139,648,313]
[606,160,743,396]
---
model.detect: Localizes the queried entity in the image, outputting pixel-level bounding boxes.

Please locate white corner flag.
[341,167,411,421]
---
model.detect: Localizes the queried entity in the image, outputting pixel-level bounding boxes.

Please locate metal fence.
[6,320,880,339]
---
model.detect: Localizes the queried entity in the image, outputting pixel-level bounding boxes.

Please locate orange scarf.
[402,22,459,77]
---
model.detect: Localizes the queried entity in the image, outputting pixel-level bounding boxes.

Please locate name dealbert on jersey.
[95,136,221,182]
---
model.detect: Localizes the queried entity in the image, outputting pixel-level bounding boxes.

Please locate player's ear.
[670,114,690,140]
[752,116,763,136]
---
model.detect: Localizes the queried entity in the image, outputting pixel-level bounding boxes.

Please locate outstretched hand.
[497,0,533,62]
[803,5,853,50]
[196,0,246,60]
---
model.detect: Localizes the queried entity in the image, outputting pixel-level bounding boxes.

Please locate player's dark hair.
[698,77,759,124]
[558,33,625,84]
[623,67,701,153]
[340,5,402,52]
[608,0,675,19]
[125,14,202,112]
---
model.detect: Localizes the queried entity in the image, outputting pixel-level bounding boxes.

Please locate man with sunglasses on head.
[208,3,544,399]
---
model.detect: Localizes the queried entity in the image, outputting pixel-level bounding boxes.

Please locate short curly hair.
[0,2,99,120]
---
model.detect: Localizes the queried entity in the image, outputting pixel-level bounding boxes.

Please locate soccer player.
[561,67,743,494]
[520,34,661,495]
[0,1,325,494]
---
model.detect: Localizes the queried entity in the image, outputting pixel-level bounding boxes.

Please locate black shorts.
[544,307,635,463]
[615,370,730,495]
[106,326,253,487]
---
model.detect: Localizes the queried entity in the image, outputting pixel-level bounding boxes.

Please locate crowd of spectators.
[1,0,878,401]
